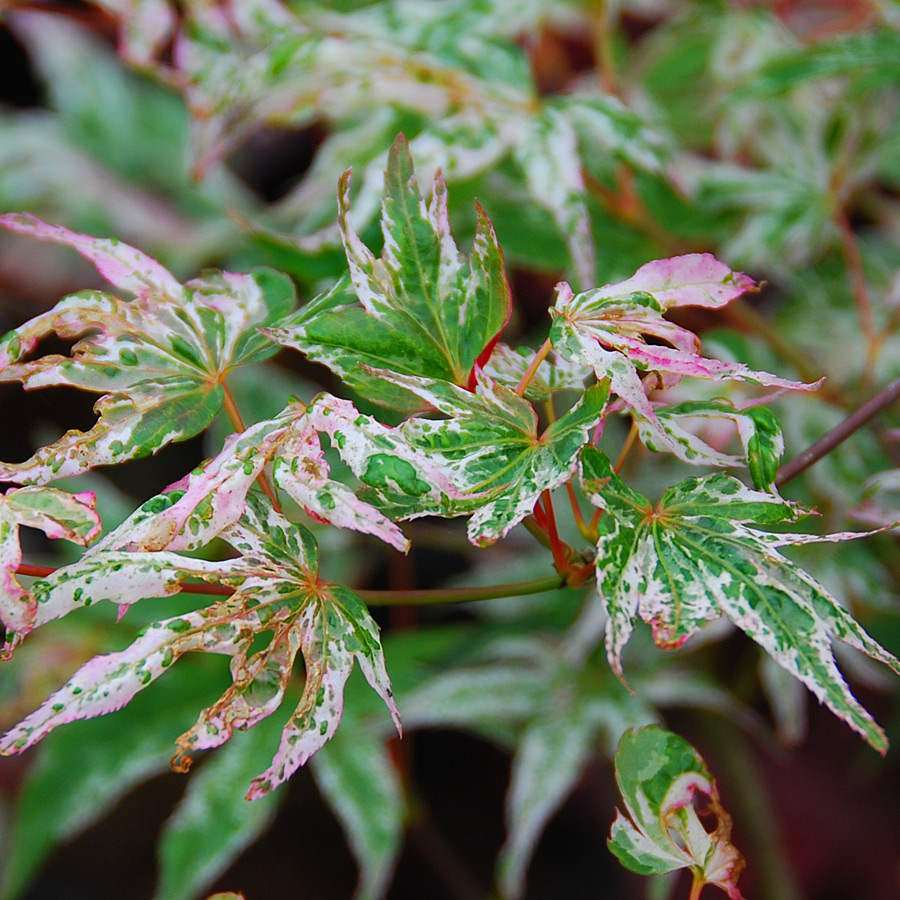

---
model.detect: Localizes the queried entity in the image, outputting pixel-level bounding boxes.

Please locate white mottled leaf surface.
[580,446,900,752]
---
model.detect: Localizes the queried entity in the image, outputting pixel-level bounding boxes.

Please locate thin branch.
[613,419,639,474]
[515,338,552,397]
[355,573,566,606]
[566,480,593,542]
[776,375,900,487]
[14,563,565,606]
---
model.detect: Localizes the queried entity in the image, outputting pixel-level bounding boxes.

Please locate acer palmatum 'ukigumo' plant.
[1,132,899,900]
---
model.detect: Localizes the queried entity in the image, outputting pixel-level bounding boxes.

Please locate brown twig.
[776,375,900,487]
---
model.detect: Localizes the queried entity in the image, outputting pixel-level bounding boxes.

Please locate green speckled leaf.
[580,446,900,752]
[0,494,400,798]
[609,726,744,898]
[264,135,511,411]
[0,214,295,484]
[1,486,102,644]
[360,370,609,546]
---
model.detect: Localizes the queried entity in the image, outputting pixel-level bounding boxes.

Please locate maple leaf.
[655,399,784,491]
[0,213,295,484]
[358,369,609,546]
[264,135,512,411]
[0,486,101,642]
[90,399,409,556]
[0,494,400,797]
[609,726,744,898]
[580,446,900,751]
[549,253,819,463]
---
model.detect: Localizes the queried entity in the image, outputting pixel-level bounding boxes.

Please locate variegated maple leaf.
[0,213,295,484]
[580,445,900,752]
[88,398,409,557]
[656,399,784,491]
[0,493,400,798]
[550,254,819,464]
[0,486,101,644]
[355,369,609,546]
[609,726,744,898]
[264,135,512,412]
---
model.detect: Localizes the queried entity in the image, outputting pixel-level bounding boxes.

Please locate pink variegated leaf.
[549,257,820,463]
[0,602,252,755]
[271,416,410,554]
[24,551,239,637]
[598,254,756,311]
[0,487,101,640]
[91,405,302,554]
[183,494,401,798]
[2,493,400,799]
[0,214,295,484]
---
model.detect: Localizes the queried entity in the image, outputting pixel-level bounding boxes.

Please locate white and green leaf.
[0,486,101,641]
[580,446,900,752]
[0,213,295,483]
[609,726,745,898]
[361,370,609,545]
[264,135,511,411]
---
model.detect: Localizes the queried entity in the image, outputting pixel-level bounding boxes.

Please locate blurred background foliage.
[1,1,900,899]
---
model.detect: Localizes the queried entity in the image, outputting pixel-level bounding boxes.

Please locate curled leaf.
[609,725,744,898]
[0,486,101,643]
[550,254,819,463]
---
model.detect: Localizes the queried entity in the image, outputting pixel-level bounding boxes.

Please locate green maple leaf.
[0,493,400,797]
[264,134,512,412]
[0,213,295,484]
[609,726,744,898]
[580,445,900,752]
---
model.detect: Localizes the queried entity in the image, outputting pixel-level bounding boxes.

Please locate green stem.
[355,573,565,606]
[14,564,566,606]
